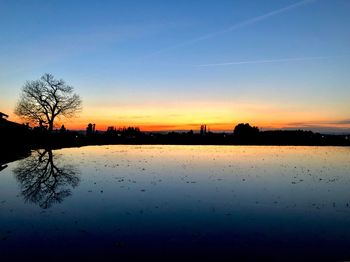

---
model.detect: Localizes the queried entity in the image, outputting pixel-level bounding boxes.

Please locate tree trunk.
[48,121,54,132]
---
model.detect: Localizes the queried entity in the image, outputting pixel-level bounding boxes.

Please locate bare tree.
[15,73,82,132]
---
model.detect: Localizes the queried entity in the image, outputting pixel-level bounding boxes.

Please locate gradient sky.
[1,0,349,133]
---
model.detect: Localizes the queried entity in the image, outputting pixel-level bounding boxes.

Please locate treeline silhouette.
[1,113,349,157]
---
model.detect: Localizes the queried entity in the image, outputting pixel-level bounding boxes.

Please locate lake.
[1,145,350,260]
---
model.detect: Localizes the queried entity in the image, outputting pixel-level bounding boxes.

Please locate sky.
[0,0,349,133]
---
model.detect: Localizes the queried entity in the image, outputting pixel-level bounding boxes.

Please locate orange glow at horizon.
[3,99,349,132]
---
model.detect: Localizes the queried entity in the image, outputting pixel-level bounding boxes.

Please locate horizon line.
[58,127,350,135]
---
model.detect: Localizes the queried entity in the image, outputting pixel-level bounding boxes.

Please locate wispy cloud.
[272,119,350,134]
[286,119,350,127]
[196,55,343,67]
[332,119,350,125]
[259,119,350,134]
[146,0,316,57]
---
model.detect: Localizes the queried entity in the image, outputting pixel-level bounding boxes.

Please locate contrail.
[196,55,340,67]
[145,0,316,57]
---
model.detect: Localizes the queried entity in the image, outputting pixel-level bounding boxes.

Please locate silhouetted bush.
[233,123,259,142]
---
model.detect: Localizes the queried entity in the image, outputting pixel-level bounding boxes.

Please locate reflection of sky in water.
[1,145,350,260]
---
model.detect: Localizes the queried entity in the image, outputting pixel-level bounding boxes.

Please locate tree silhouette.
[234,123,259,140]
[15,73,82,132]
[13,149,80,209]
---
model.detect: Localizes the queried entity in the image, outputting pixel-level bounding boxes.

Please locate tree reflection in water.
[13,149,80,209]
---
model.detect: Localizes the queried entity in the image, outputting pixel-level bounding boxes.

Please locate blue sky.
[0,0,349,132]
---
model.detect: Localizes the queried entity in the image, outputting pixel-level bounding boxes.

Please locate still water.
[0,145,350,260]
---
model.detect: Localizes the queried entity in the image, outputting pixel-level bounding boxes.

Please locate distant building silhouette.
[0,112,9,119]
[200,125,207,135]
[60,125,66,133]
[0,112,25,129]
[106,126,117,134]
[0,112,31,151]
[86,123,96,136]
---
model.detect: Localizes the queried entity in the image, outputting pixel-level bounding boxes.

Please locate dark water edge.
[1,237,349,261]
[2,232,350,262]
[0,147,30,171]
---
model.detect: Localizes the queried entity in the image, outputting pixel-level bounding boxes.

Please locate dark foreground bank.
[1,125,350,150]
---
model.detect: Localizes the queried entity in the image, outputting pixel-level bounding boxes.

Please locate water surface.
[1,145,350,260]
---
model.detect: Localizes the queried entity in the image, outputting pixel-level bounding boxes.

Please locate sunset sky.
[1,0,349,133]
